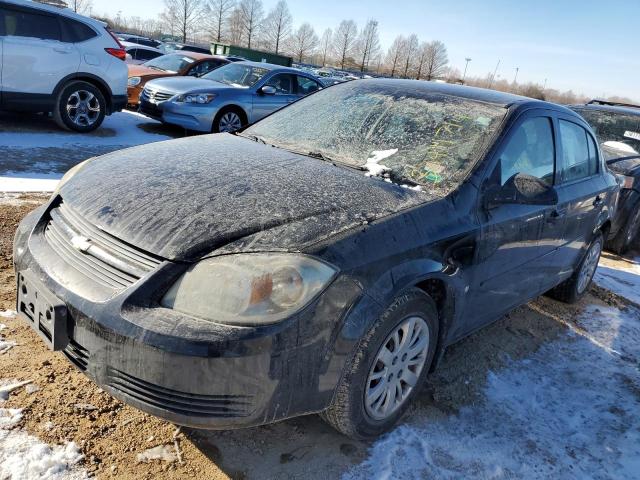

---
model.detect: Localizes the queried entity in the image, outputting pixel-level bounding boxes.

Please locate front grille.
[63,339,90,371]
[141,87,173,103]
[44,201,162,290]
[108,368,253,418]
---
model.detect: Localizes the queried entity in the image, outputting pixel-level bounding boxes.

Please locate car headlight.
[52,159,91,198]
[175,93,216,104]
[128,76,141,87]
[616,174,635,189]
[161,254,337,325]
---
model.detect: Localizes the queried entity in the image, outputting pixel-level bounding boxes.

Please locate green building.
[211,43,293,67]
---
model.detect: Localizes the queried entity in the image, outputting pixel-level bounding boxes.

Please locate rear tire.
[212,107,246,133]
[606,207,640,255]
[53,81,106,133]
[548,232,603,304]
[321,288,438,439]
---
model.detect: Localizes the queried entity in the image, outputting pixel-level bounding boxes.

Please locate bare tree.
[227,6,244,45]
[262,0,292,54]
[401,34,419,78]
[67,0,92,14]
[422,40,448,80]
[414,41,430,80]
[207,0,235,42]
[319,28,332,67]
[288,23,318,63]
[356,19,380,72]
[238,0,264,48]
[332,20,358,70]
[385,36,405,77]
[161,0,205,42]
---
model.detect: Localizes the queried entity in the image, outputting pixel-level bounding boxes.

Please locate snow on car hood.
[59,134,428,261]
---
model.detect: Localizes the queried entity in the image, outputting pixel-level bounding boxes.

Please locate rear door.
[553,116,603,274]
[252,73,297,121]
[0,4,80,97]
[468,112,558,327]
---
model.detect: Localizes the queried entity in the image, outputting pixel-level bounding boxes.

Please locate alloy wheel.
[364,316,430,420]
[577,239,602,294]
[218,112,242,132]
[66,90,101,127]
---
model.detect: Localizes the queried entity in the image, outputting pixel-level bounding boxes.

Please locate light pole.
[543,78,548,90]
[513,67,519,84]
[462,58,472,84]
[488,59,500,89]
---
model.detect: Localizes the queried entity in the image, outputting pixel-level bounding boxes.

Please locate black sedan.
[571,100,640,253]
[14,81,618,439]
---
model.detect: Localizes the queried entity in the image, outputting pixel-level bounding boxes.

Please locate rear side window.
[60,17,97,43]
[0,6,61,40]
[494,117,555,186]
[136,49,161,61]
[559,120,597,182]
[296,76,321,95]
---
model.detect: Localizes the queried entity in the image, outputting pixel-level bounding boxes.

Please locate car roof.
[121,41,161,52]
[233,61,307,73]
[3,0,106,28]
[164,51,224,61]
[570,103,640,117]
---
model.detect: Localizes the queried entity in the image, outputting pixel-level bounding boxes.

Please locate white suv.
[0,0,127,132]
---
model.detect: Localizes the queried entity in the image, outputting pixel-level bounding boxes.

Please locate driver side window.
[265,74,294,94]
[494,117,555,186]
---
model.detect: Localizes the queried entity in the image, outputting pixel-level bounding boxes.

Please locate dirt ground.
[0,194,635,479]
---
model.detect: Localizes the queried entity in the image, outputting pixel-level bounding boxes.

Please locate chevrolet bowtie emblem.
[70,235,92,253]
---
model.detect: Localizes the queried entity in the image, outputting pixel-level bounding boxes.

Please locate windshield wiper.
[236,133,268,144]
[304,151,367,171]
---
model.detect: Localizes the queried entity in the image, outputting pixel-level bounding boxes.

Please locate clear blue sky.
[91,0,640,101]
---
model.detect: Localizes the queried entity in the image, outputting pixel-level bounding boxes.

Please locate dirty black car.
[14,81,618,439]
[570,100,640,253]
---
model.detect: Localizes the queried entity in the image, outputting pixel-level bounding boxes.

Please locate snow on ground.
[0,111,172,193]
[595,252,640,306]
[345,304,640,479]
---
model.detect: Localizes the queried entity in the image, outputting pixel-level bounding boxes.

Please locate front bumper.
[13,204,364,429]
[160,101,217,132]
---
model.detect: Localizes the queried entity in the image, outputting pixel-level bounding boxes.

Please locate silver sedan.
[138,61,323,133]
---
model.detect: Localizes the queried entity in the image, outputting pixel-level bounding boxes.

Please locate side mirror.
[484,173,558,209]
[260,85,277,95]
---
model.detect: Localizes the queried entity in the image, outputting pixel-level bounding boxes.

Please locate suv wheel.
[607,207,640,255]
[321,288,438,439]
[53,81,106,133]
[548,232,603,304]
[213,108,245,133]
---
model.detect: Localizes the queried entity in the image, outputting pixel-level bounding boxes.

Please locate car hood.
[146,76,236,94]
[128,64,176,80]
[59,134,429,261]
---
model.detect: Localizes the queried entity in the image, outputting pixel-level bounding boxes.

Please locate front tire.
[321,289,438,439]
[548,232,603,304]
[212,107,246,133]
[53,81,106,133]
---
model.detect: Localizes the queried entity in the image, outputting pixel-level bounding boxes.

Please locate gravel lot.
[0,113,639,479]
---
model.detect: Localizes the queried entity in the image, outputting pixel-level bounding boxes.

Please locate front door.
[0,4,80,97]
[252,73,297,121]
[467,114,559,328]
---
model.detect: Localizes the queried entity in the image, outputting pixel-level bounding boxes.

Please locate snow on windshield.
[245,82,506,195]
[577,109,640,153]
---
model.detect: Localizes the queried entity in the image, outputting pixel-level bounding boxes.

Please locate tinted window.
[296,76,321,95]
[496,117,555,186]
[60,17,96,43]
[0,7,61,40]
[188,59,226,76]
[136,49,161,61]
[559,120,595,182]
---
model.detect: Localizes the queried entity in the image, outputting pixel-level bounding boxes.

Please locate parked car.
[161,41,211,55]
[15,82,618,438]
[126,52,229,108]
[139,61,323,132]
[0,0,127,132]
[121,41,163,65]
[318,76,349,87]
[116,33,162,49]
[570,100,640,253]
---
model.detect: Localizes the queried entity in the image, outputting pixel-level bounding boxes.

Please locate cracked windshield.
[245,82,506,194]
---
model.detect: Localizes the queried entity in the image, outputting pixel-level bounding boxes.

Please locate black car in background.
[14,82,618,439]
[571,100,640,253]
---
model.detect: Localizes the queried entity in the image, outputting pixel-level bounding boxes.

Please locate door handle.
[593,196,604,207]
[546,208,567,222]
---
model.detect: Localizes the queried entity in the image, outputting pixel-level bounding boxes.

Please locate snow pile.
[136,444,178,463]
[594,254,640,305]
[344,305,640,479]
[0,409,22,429]
[0,380,32,402]
[0,338,16,355]
[0,310,16,318]
[0,430,87,480]
[363,149,397,177]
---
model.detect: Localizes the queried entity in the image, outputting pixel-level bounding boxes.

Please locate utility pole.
[462,58,471,84]
[543,78,548,90]
[513,67,519,84]
[488,59,501,89]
